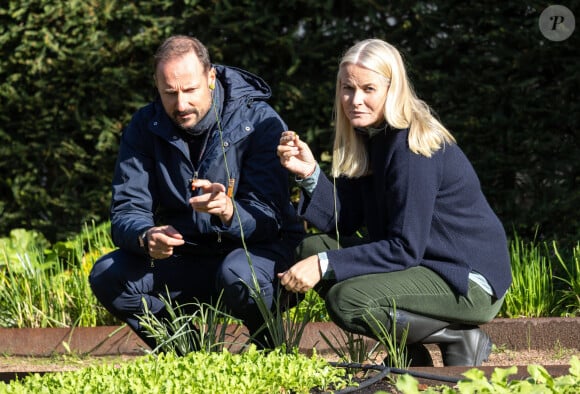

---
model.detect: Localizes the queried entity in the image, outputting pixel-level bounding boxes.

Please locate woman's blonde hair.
[332,38,455,178]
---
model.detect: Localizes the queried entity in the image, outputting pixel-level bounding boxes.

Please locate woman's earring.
[209,82,215,90]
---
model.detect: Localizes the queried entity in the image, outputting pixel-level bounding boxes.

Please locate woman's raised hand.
[277,131,317,178]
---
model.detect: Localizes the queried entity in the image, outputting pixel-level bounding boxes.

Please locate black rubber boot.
[386,309,449,344]
[423,325,492,366]
[385,309,492,366]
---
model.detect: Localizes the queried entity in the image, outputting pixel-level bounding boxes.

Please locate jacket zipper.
[188,133,225,245]
[190,171,199,191]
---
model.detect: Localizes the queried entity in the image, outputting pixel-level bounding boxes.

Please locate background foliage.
[0,0,578,244]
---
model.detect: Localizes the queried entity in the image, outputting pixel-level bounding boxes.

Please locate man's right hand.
[145,225,185,260]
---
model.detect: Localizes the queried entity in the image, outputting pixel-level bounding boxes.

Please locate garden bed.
[0,317,578,382]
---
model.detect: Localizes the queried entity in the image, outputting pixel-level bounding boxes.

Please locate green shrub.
[1,1,578,247]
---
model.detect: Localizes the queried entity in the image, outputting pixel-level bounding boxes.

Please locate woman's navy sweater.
[298,128,512,298]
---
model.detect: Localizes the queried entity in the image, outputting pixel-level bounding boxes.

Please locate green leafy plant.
[288,289,330,322]
[0,229,51,271]
[0,224,116,328]
[0,347,356,393]
[395,355,580,393]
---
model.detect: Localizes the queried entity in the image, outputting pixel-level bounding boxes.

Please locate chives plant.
[138,291,236,355]
[501,233,558,318]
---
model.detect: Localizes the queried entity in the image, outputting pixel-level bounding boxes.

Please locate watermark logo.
[539,5,575,41]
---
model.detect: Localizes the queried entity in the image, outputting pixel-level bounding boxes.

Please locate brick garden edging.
[0,317,578,357]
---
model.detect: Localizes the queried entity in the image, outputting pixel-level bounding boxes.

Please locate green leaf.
[490,365,518,386]
[394,374,422,394]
